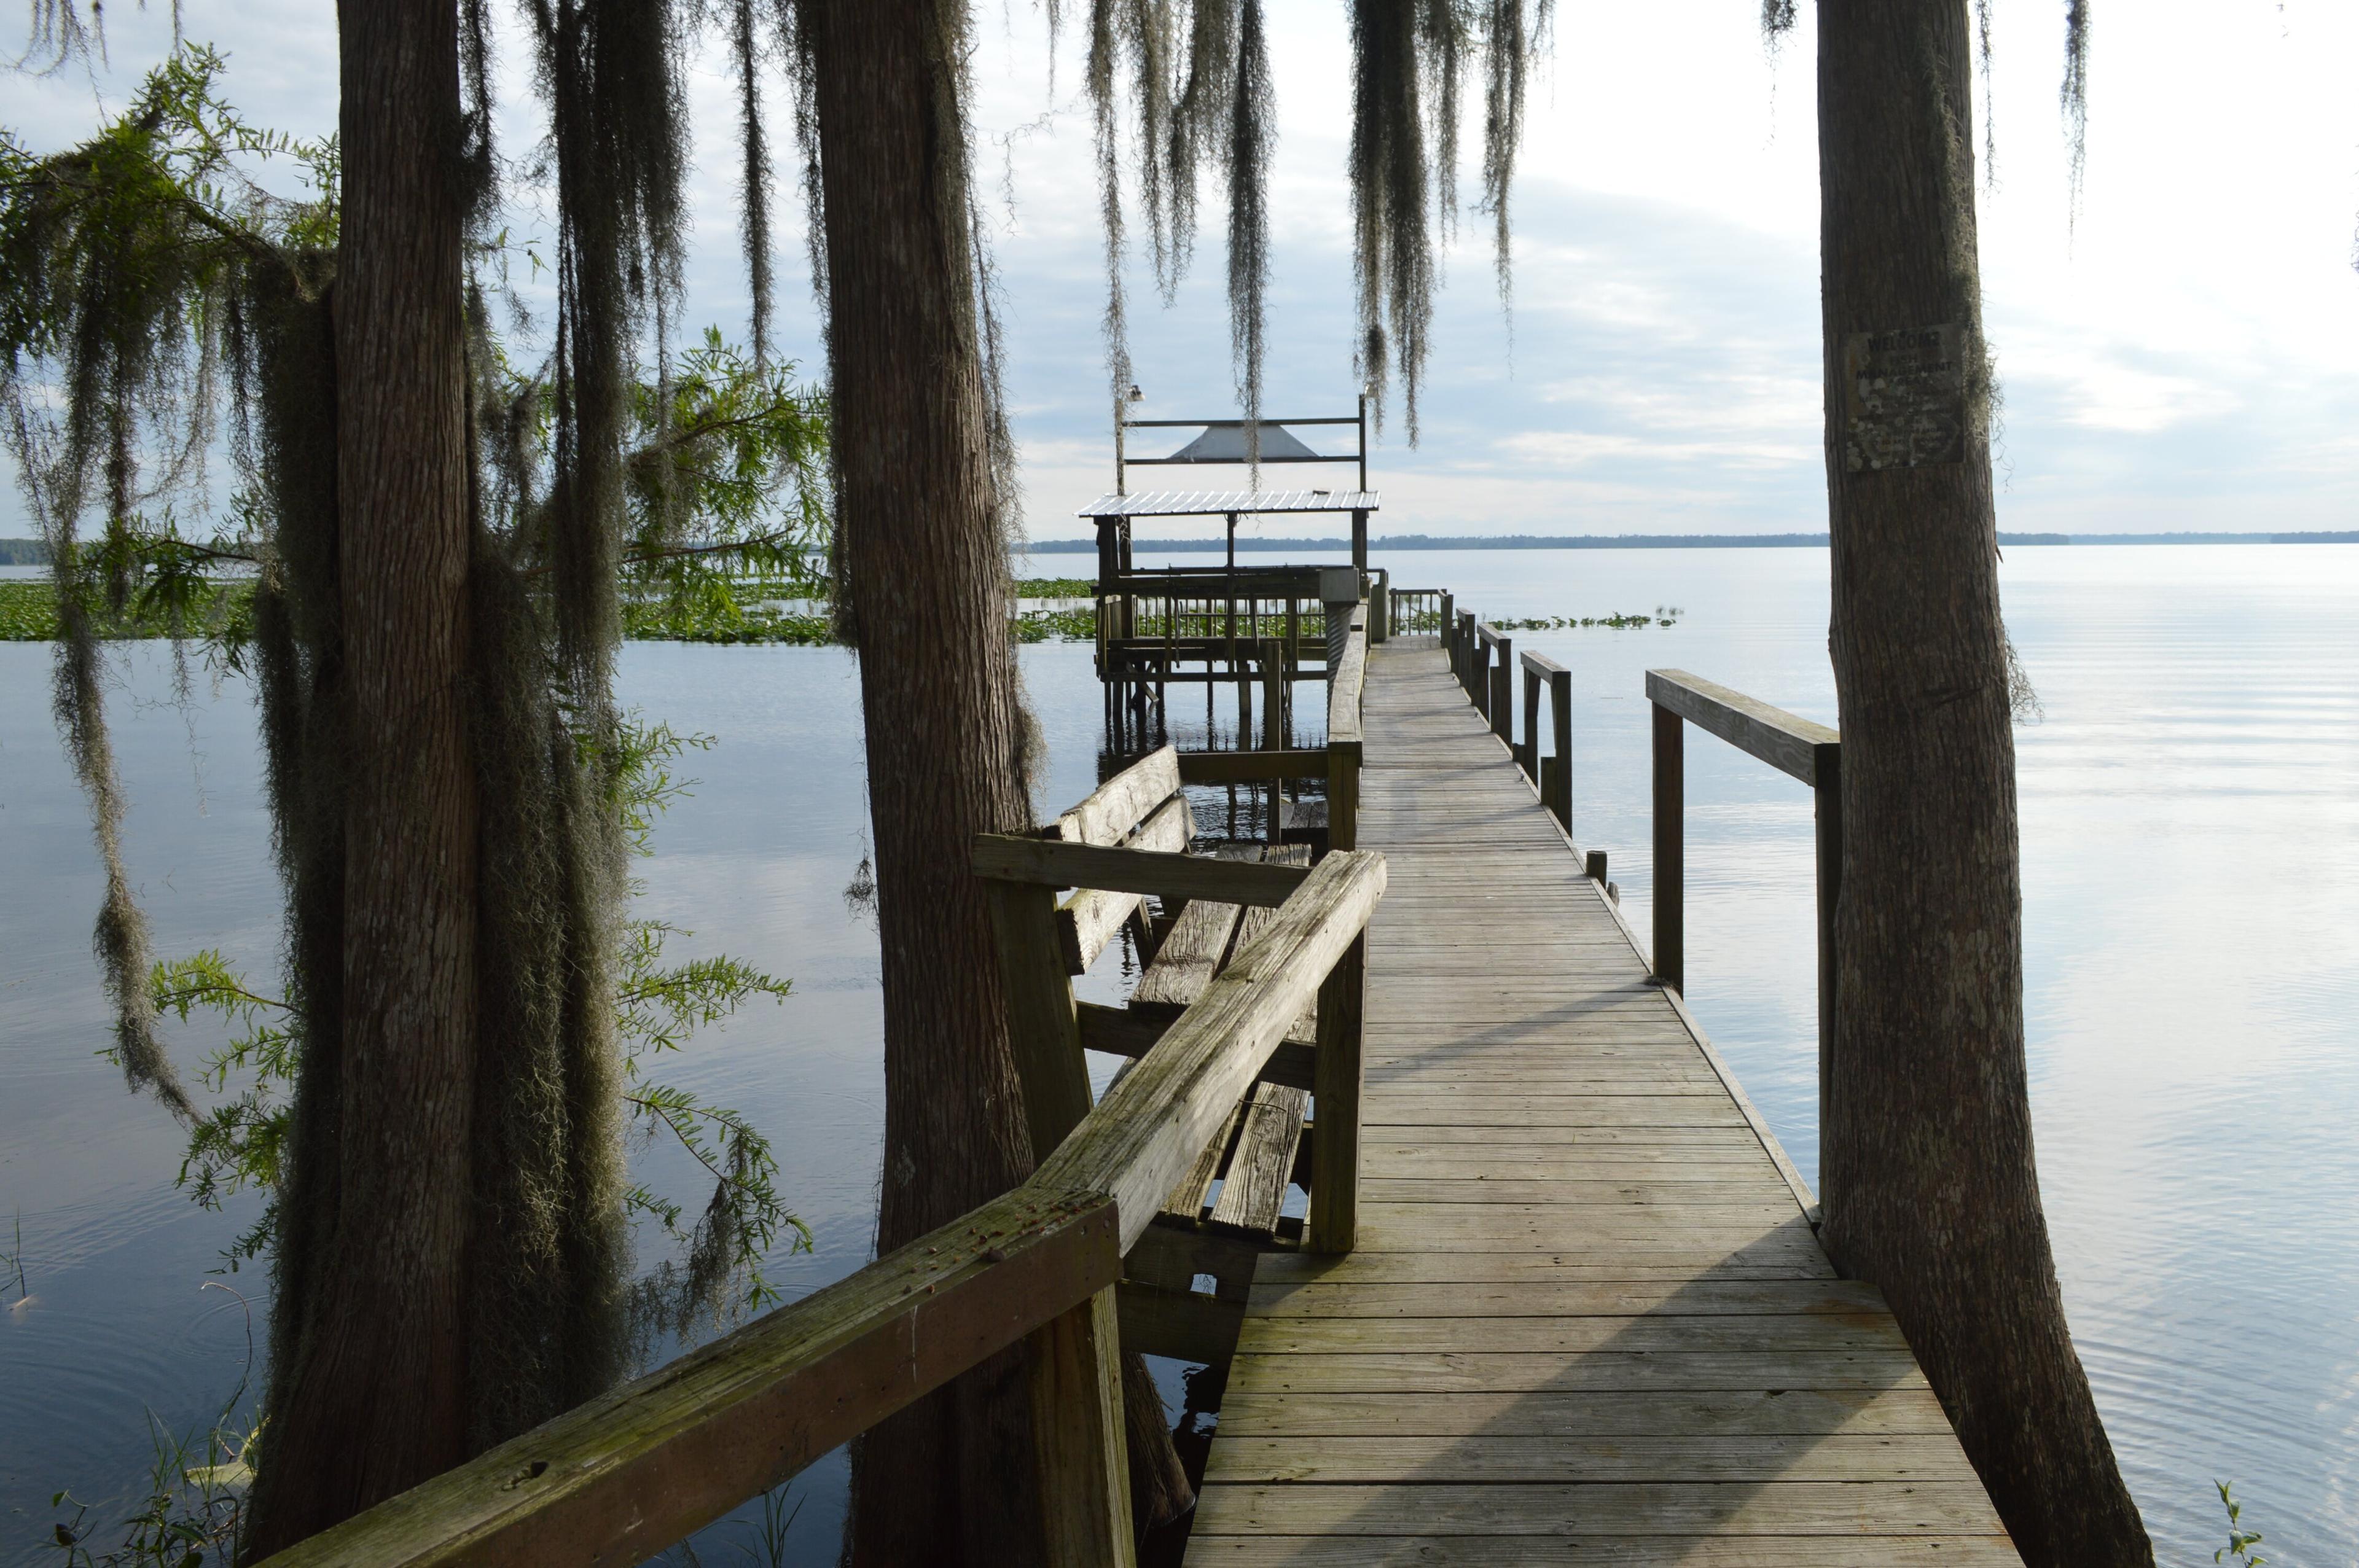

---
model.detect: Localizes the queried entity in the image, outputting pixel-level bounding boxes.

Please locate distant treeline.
[1025,530,2358,551]
[11,531,2353,568]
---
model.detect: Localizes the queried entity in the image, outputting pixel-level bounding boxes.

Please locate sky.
[11,1,2359,545]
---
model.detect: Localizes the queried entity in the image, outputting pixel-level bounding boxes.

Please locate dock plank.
[1184,641,2018,1566]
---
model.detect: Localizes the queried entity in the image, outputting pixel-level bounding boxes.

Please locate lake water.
[2,545,2353,1564]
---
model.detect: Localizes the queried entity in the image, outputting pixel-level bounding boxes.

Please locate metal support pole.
[1356,392,1368,494]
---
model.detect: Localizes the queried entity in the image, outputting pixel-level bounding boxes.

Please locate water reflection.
[1,546,2355,1562]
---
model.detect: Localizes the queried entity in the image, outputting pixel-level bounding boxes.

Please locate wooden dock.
[276,603,2030,1568]
[1186,639,2019,1565]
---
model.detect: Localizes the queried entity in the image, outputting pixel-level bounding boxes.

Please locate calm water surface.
[1,545,2352,1563]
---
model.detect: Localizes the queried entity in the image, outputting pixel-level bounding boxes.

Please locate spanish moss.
[1088,0,1140,422]
[2062,0,2090,226]
[4,4,812,1463]
[730,0,777,365]
[1974,0,1997,189]
[1350,0,1431,437]
[1227,0,1272,476]
[1479,0,1547,323]
[1167,0,1235,286]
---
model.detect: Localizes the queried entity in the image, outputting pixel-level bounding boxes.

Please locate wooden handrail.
[1644,667,1842,1224]
[1055,793,1194,973]
[1326,605,1367,851]
[268,837,1388,1568]
[1645,668,1837,787]
[1326,607,1367,748]
[1519,652,1572,832]
[1033,849,1388,1254]
[973,835,1310,908]
[1175,748,1329,783]
[1074,1000,1319,1091]
[1484,628,1512,743]
[1052,744,1181,844]
[254,1187,1121,1568]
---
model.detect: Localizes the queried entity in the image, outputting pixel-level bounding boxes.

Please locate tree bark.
[245,0,479,1551]
[1813,6,2151,1565]
[803,3,1049,1562]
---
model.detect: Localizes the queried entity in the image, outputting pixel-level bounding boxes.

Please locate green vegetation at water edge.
[0,577,254,642]
[1484,609,1678,630]
[1,577,1678,644]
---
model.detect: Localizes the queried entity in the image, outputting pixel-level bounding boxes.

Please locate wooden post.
[984,880,1091,1162]
[1651,701,1684,993]
[1327,744,1359,853]
[1350,507,1367,571]
[1285,599,1299,725]
[1548,668,1573,832]
[1489,637,1512,745]
[1585,849,1607,883]
[1119,519,1136,644]
[1813,743,1842,1208]
[1028,1284,1136,1568]
[1261,637,1286,835]
[1440,592,1454,655]
[1307,934,1366,1253]
[1528,660,1547,782]
[1261,637,1284,750]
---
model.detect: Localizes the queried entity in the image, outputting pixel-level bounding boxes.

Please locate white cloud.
[7,0,2355,540]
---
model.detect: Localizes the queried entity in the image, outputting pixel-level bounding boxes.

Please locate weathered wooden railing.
[1326,601,1366,851]
[1434,617,1844,1193]
[1518,649,1572,832]
[259,767,1386,1568]
[1471,621,1513,743]
[1386,585,1447,636]
[1643,668,1839,989]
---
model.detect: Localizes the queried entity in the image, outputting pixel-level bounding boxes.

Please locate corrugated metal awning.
[1076,490,1380,518]
[1154,421,1321,462]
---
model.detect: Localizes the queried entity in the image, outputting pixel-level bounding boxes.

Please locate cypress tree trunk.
[244,0,479,1551]
[803,3,1051,1561]
[1813,6,2151,1564]
[806,5,1194,1553]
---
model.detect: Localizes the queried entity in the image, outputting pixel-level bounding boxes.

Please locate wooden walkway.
[1186,641,2020,1565]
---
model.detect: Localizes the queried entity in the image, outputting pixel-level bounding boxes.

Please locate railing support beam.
[1520,663,1541,784]
[1813,744,1843,1211]
[1028,1285,1137,1568]
[1307,934,1367,1253]
[1548,666,1573,831]
[1651,700,1684,993]
[1489,635,1512,746]
[986,880,1091,1162]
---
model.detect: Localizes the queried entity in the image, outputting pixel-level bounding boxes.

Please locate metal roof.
[1154,421,1321,462]
[1076,489,1380,519]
